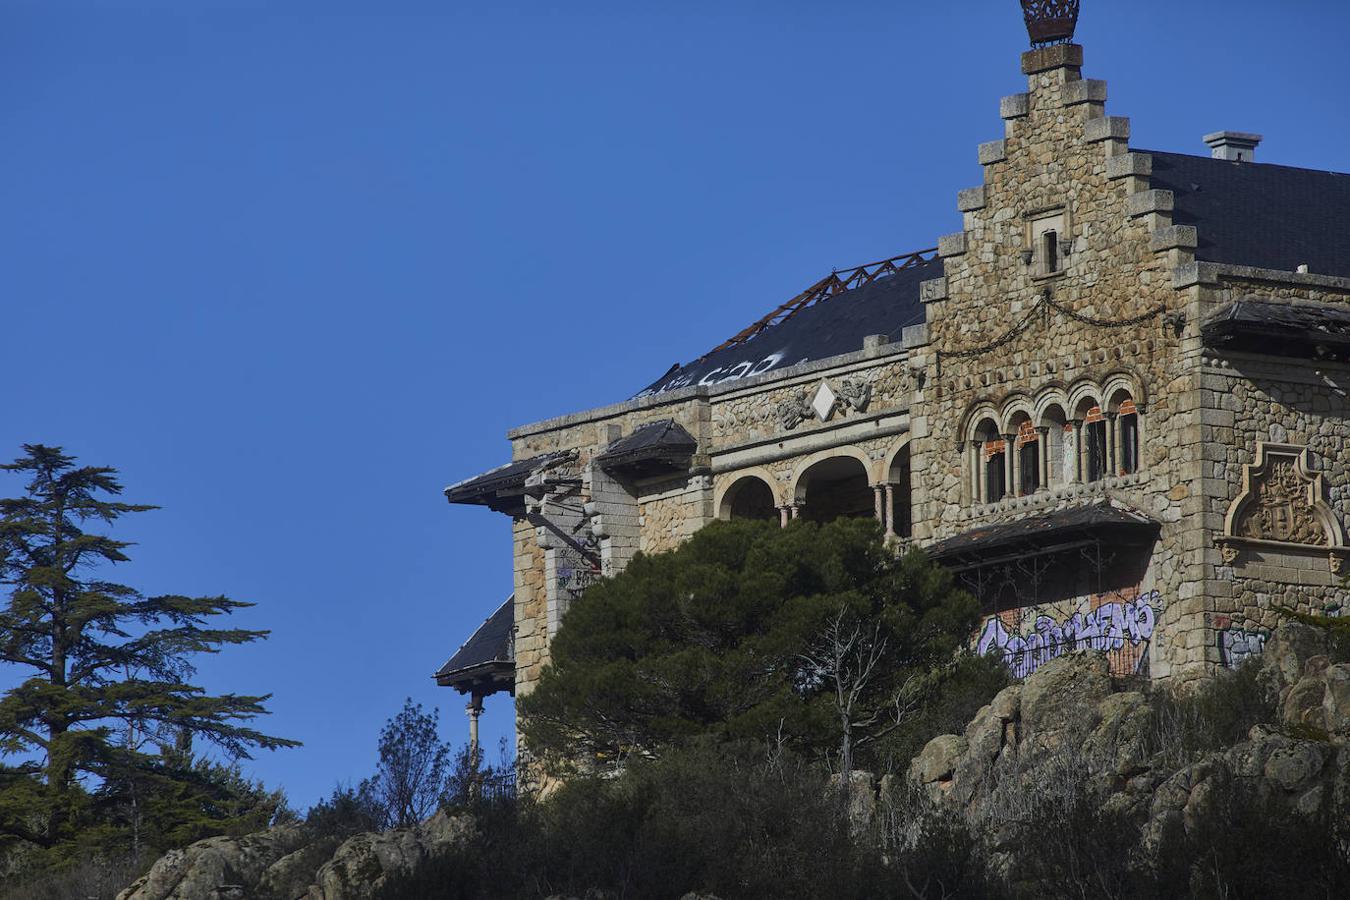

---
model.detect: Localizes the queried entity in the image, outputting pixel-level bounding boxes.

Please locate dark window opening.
[1042,230,1059,274]
[986,452,1007,503]
[1019,443,1040,494]
[726,478,777,522]
[1120,413,1140,475]
[1086,420,1108,482]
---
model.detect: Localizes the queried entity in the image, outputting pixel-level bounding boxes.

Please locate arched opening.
[1040,403,1069,486]
[1108,389,1141,476]
[720,476,778,522]
[974,418,1006,503]
[886,445,912,538]
[1075,397,1108,482]
[1009,412,1040,496]
[799,456,873,525]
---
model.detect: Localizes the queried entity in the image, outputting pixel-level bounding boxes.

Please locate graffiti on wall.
[976,589,1161,679]
[1216,619,1268,669]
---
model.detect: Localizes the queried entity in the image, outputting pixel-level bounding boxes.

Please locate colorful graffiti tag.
[976,590,1161,678]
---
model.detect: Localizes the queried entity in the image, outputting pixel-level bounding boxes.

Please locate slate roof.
[443,451,570,509]
[435,596,514,694]
[1145,151,1350,278]
[928,502,1159,567]
[635,255,942,399]
[596,420,698,474]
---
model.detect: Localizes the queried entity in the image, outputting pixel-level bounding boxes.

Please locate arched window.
[1076,398,1108,483]
[720,476,777,522]
[1009,413,1040,496]
[974,418,1006,503]
[1040,403,1069,485]
[1108,390,1141,476]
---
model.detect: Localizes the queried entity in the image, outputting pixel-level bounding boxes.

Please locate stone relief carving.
[776,393,815,431]
[837,377,872,413]
[1217,443,1347,571]
[777,376,875,431]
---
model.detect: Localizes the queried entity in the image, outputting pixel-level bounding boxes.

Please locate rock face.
[303,810,471,900]
[909,626,1350,855]
[117,811,471,900]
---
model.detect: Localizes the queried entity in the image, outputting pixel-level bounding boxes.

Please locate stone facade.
[447,43,1349,725]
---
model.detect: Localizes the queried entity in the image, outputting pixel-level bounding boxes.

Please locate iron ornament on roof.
[1020,0,1079,47]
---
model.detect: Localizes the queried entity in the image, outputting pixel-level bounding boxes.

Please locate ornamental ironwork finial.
[1020,0,1080,47]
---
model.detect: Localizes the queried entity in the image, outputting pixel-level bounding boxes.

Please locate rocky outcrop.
[117,811,471,900]
[909,623,1350,859]
[302,810,471,900]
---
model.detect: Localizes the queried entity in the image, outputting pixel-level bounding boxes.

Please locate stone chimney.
[1203,131,1262,162]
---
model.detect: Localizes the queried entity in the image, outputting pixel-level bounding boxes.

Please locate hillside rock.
[909,623,1349,864]
[117,811,472,900]
[116,825,313,900]
[303,810,472,900]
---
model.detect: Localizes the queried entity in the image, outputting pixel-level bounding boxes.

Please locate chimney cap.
[1204,131,1263,161]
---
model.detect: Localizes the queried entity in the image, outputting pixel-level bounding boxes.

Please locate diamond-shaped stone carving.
[811,382,837,421]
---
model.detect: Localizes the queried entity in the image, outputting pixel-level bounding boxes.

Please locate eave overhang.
[595,420,698,479]
[1203,299,1350,362]
[443,451,571,517]
[435,597,515,697]
[927,502,1160,573]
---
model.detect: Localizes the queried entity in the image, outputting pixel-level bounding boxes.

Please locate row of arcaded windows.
[719,447,912,538]
[969,392,1141,505]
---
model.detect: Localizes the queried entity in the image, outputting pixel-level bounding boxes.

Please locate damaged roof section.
[929,502,1160,572]
[635,251,941,399]
[1203,299,1350,362]
[1147,151,1350,278]
[443,451,570,516]
[596,420,698,478]
[435,596,514,696]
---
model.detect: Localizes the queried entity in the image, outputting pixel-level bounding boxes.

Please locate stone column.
[790,502,802,520]
[1037,427,1051,490]
[1004,436,1016,498]
[873,484,885,524]
[1070,420,1084,482]
[778,506,791,528]
[977,442,988,507]
[466,694,484,757]
[883,484,896,536]
[1107,412,1121,478]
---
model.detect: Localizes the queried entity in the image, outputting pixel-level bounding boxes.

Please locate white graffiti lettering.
[1218,628,1267,669]
[634,352,786,399]
[976,591,1160,679]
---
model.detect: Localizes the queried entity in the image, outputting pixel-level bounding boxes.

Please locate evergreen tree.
[520,517,983,775]
[0,444,298,854]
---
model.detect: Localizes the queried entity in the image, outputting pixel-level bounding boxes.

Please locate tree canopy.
[519,517,987,775]
[0,444,297,859]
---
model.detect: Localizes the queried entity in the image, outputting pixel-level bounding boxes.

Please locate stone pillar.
[1037,427,1051,490]
[1003,435,1016,498]
[1107,412,1121,478]
[872,485,885,524]
[778,505,791,528]
[883,483,896,536]
[1070,420,1085,482]
[972,442,985,504]
[466,694,484,757]
[790,502,802,520]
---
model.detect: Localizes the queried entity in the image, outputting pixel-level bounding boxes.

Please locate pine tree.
[0,444,298,852]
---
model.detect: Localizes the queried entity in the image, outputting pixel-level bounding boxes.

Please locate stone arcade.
[434,4,1350,749]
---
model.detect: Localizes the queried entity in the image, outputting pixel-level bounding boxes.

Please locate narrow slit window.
[1042,230,1059,274]
[1120,412,1140,475]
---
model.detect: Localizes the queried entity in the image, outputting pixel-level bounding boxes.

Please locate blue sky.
[3,0,1348,809]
